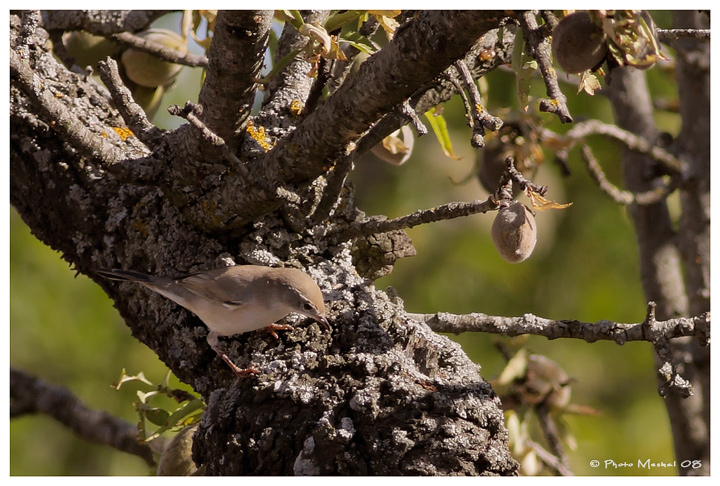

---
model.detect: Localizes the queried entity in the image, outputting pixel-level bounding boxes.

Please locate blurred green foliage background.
[10,11,684,476]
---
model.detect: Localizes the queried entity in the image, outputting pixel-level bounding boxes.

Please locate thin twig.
[398,99,428,137]
[447,72,473,126]
[496,156,548,204]
[657,28,710,41]
[517,11,573,123]
[643,302,695,398]
[580,145,681,205]
[111,31,209,69]
[97,57,165,148]
[526,439,574,476]
[304,56,332,116]
[534,403,573,476]
[313,153,355,223]
[327,155,543,243]
[329,197,500,243]
[167,101,250,180]
[454,59,503,147]
[565,120,683,174]
[10,367,158,466]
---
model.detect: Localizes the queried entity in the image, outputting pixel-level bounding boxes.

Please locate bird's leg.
[265,323,293,340]
[206,331,259,376]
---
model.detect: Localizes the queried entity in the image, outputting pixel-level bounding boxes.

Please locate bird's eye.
[302,302,314,311]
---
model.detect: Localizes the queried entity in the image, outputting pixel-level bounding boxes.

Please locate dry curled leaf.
[189,10,217,51]
[371,126,414,166]
[325,36,348,61]
[526,189,573,211]
[593,10,666,70]
[369,11,401,40]
[299,23,331,55]
[578,70,602,95]
[382,130,411,156]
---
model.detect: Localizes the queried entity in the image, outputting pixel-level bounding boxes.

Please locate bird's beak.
[316,315,331,332]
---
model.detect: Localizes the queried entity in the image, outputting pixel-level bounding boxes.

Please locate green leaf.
[324,10,364,33]
[166,398,206,425]
[338,36,377,55]
[287,10,305,30]
[424,107,461,160]
[143,407,171,427]
[255,48,303,84]
[268,27,278,57]
[142,399,206,442]
[113,369,153,390]
[160,370,172,390]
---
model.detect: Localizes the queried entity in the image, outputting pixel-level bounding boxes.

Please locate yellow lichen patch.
[132,219,148,237]
[480,49,496,61]
[112,126,134,141]
[246,120,275,152]
[290,99,304,117]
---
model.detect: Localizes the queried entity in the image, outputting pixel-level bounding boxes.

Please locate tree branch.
[329,197,499,243]
[657,28,710,41]
[410,302,709,401]
[580,144,681,205]
[328,154,544,244]
[312,153,355,223]
[96,57,165,148]
[408,308,709,345]
[10,367,157,467]
[197,11,273,145]
[354,25,515,160]
[664,11,710,474]
[167,101,251,181]
[214,11,509,228]
[110,31,208,68]
[245,10,331,159]
[453,59,503,147]
[534,403,572,475]
[563,119,683,175]
[10,47,123,164]
[517,11,573,123]
[38,10,165,34]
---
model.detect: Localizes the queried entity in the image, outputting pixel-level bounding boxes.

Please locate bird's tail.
[96,268,154,283]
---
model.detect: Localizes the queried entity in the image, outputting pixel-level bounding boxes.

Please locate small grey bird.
[97,265,329,375]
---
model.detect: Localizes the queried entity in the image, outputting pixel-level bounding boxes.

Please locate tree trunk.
[607,9,710,475]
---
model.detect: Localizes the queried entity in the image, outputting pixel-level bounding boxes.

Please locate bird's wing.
[179,272,251,308]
